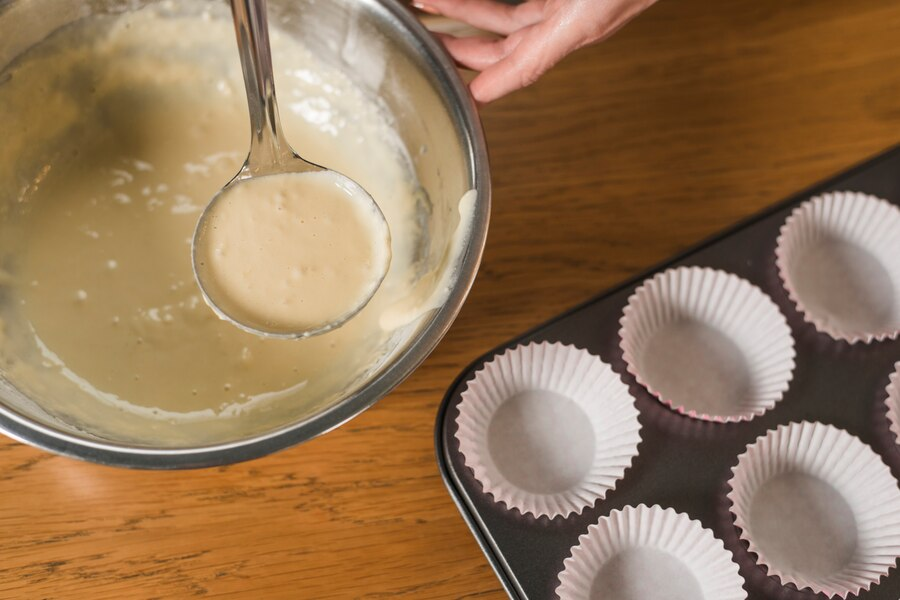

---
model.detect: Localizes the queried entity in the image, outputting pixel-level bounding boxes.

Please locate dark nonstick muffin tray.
[435,145,900,599]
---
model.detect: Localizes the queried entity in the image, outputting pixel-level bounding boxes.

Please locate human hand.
[414,0,658,103]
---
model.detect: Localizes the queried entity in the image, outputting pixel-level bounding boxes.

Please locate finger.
[469,22,573,103]
[413,0,544,36]
[434,32,521,72]
[469,0,660,102]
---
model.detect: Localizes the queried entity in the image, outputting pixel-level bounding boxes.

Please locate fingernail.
[412,2,441,15]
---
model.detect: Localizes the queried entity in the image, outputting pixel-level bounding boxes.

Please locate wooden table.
[2,0,899,597]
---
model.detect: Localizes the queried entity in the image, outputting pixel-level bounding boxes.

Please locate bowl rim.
[0,0,491,468]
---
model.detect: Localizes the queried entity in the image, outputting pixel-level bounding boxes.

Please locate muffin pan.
[435,145,900,599]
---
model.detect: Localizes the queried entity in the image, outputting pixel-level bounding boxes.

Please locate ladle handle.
[230,0,292,174]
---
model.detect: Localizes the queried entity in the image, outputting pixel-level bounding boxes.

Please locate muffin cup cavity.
[727,421,900,597]
[776,191,900,343]
[619,266,795,422]
[454,342,641,518]
[556,504,745,600]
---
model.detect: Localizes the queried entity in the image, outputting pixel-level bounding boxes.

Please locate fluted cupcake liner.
[775,191,900,343]
[619,266,795,422]
[556,504,745,600]
[886,362,900,446]
[727,421,900,597]
[455,341,641,518]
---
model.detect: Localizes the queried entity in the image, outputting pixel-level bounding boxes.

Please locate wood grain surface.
[2,0,900,598]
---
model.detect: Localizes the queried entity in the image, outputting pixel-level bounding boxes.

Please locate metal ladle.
[192,0,390,339]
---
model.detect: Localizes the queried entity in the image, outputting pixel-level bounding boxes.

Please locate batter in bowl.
[0,3,472,444]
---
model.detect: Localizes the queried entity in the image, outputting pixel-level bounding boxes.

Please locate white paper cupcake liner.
[727,421,900,597]
[455,342,641,518]
[618,266,796,422]
[775,191,900,343]
[885,362,900,446]
[556,504,745,600]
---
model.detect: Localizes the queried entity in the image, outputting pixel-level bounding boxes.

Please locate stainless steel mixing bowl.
[0,0,489,468]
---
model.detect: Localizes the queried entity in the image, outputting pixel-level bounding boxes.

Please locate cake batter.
[0,4,473,443]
